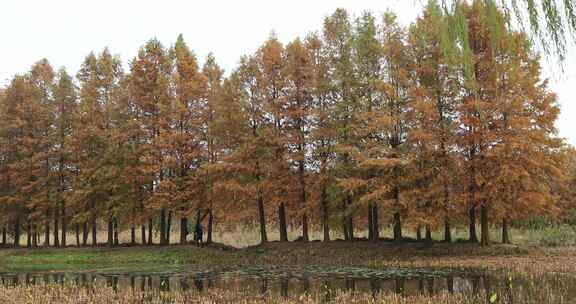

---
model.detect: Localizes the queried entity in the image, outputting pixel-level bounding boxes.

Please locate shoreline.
[0,240,568,273]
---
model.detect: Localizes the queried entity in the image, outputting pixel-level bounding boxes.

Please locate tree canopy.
[0,1,573,248]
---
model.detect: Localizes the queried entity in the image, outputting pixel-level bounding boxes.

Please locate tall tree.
[0,60,55,248]
[52,68,77,248]
[250,36,292,242]
[200,53,222,244]
[129,39,173,246]
[380,12,412,242]
[167,35,207,245]
[72,49,124,247]
[352,11,384,242]
[408,3,461,242]
[285,38,314,242]
[323,8,358,241]
[306,33,336,242]
[234,55,270,244]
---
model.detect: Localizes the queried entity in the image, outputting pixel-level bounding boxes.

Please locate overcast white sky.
[1,0,574,146]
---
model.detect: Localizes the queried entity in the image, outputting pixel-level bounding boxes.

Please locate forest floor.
[0,239,572,275]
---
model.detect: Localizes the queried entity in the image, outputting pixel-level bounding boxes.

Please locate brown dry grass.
[0,284,490,304]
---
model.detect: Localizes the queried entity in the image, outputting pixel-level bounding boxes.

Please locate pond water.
[0,266,573,303]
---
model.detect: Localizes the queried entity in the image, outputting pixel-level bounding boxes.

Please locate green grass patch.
[0,245,244,271]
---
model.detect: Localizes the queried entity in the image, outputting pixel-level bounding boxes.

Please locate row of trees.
[0,1,573,248]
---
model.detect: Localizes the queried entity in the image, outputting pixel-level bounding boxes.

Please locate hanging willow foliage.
[438,0,576,64]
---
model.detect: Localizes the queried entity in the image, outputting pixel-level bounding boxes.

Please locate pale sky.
[1,0,574,146]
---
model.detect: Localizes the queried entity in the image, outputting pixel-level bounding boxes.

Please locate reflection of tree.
[140,276,146,291]
[280,277,289,298]
[505,277,515,304]
[3,269,568,301]
[105,276,118,292]
[345,278,355,291]
[53,274,64,285]
[159,276,170,291]
[483,276,492,304]
[472,276,480,295]
[370,278,380,299]
[322,280,333,303]
[193,277,204,292]
[395,278,405,295]
[260,278,268,295]
[447,276,454,294]
[302,277,311,294]
[418,278,425,294]
[180,278,190,291]
[426,278,434,295]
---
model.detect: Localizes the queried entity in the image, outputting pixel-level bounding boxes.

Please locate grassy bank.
[0,245,243,271]
[0,225,574,272]
[0,239,572,273]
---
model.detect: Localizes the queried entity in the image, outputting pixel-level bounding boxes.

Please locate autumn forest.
[0,1,574,251]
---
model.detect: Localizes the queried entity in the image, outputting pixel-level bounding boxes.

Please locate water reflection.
[0,267,571,302]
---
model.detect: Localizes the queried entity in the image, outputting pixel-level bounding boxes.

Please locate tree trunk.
[147,218,153,245]
[372,205,379,242]
[54,207,60,247]
[44,219,50,247]
[141,224,146,245]
[91,220,97,247]
[14,217,20,248]
[26,222,31,248]
[2,227,6,246]
[113,218,119,246]
[278,203,288,242]
[393,186,402,243]
[502,217,510,244]
[257,192,267,244]
[207,209,213,244]
[393,212,402,243]
[131,224,136,245]
[416,226,422,241]
[165,211,172,245]
[468,206,478,243]
[82,222,88,246]
[159,209,167,246]
[299,159,309,243]
[107,218,114,247]
[444,217,452,243]
[61,204,66,248]
[180,217,188,245]
[480,204,489,246]
[425,225,432,244]
[33,227,38,248]
[302,214,309,242]
[342,199,349,241]
[346,195,354,241]
[443,186,451,242]
[368,206,374,241]
[75,224,80,247]
[321,188,330,242]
